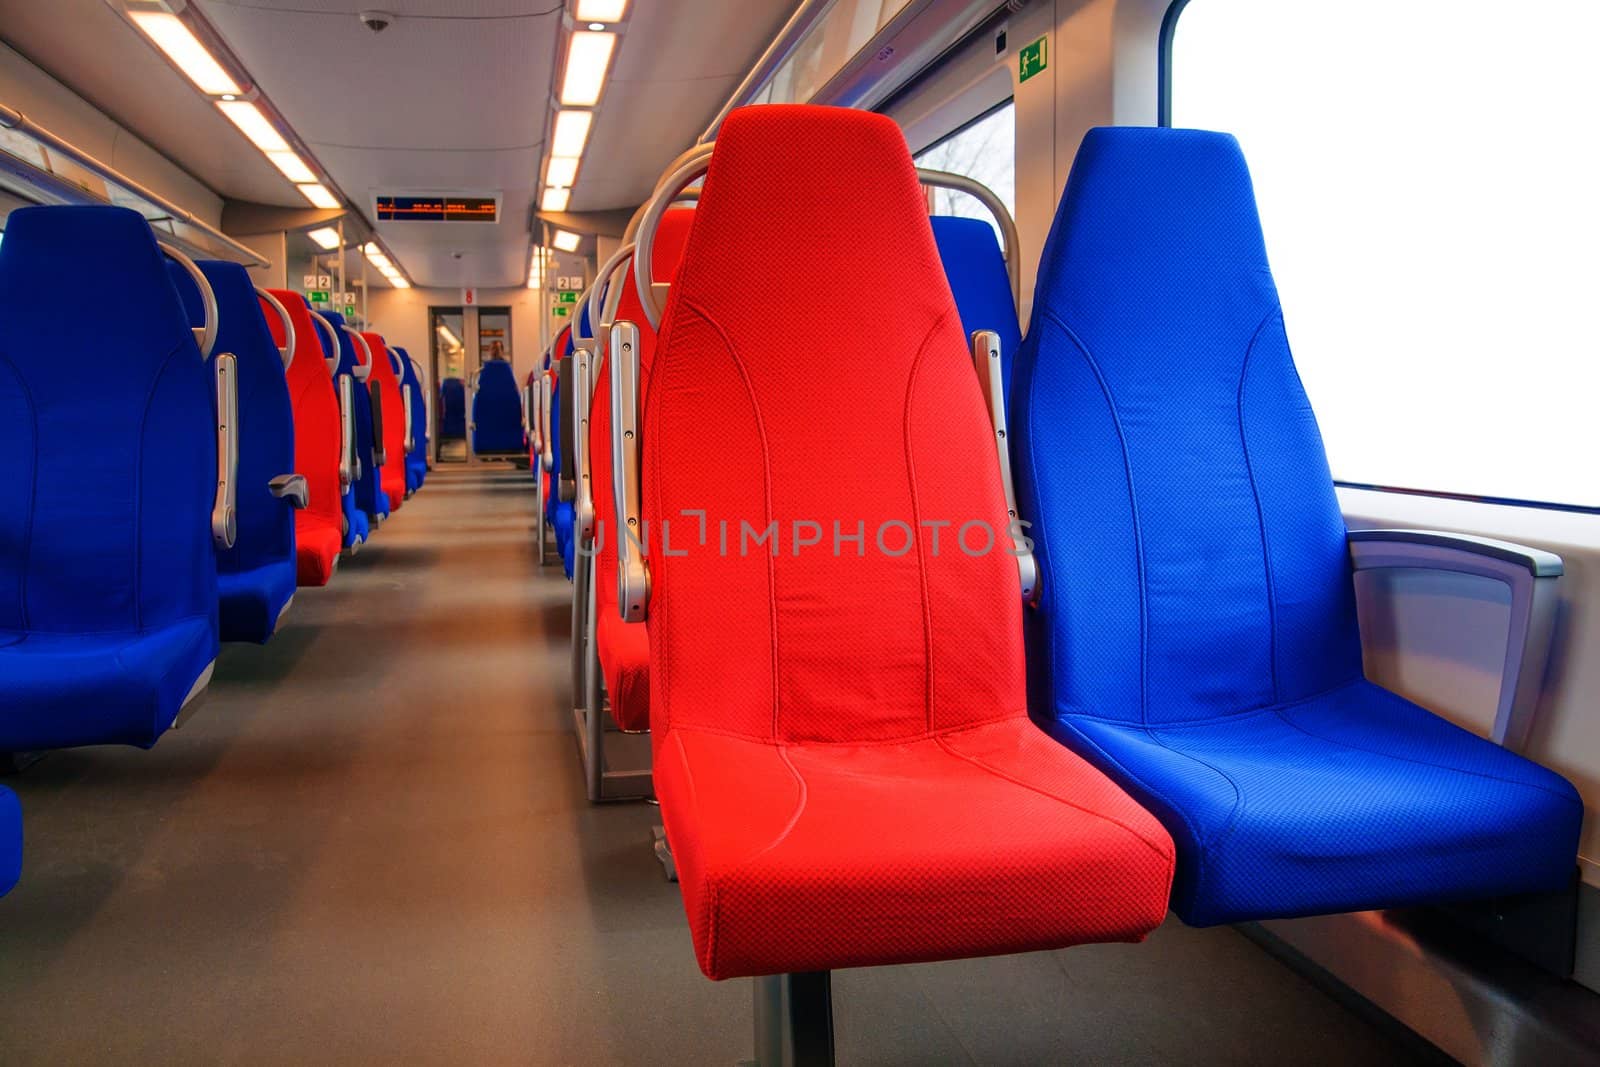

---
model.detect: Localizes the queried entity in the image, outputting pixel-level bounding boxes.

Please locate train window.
[1168,0,1600,508]
[914,102,1015,242]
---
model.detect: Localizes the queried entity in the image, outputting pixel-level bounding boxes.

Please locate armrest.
[269,473,309,509]
[970,330,1037,604]
[337,374,357,489]
[573,343,595,542]
[212,352,238,549]
[538,375,554,472]
[402,388,415,454]
[557,354,576,503]
[369,381,387,467]
[610,320,649,621]
[1349,528,1563,750]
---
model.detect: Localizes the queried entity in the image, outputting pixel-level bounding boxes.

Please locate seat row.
[0,205,432,897]
[533,104,1583,1051]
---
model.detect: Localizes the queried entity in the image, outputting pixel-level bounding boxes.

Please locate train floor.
[0,467,1427,1065]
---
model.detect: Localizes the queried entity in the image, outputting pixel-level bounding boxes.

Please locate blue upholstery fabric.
[396,347,427,492]
[547,330,576,578]
[308,311,365,550]
[930,216,1021,399]
[471,359,524,453]
[0,786,18,896]
[440,378,466,438]
[319,312,389,523]
[1013,127,1582,926]
[168,260,297,642]
[0,205,219,750]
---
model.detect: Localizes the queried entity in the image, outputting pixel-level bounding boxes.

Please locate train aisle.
[0,469,1423,1065]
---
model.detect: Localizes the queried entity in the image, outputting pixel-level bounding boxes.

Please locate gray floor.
[0,468,1424,1065]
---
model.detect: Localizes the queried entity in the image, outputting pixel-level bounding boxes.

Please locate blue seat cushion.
[0,618,217,750]
[553,502,575,579]
[1050,678,1583,926]
[217,558,298,644]
[0,787,19,896]
[342,492,368,550]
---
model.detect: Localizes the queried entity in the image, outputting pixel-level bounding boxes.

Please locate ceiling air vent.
[373,192,500,223]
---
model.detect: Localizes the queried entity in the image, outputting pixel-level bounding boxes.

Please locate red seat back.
[265,289,342,537]
[644,105,1023,745]
[361,332,408,509]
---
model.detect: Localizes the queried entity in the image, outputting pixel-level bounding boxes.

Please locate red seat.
[637,106,1174,981]
[589,207,694,732]
[264,289,342,586]
[361,332,408,512]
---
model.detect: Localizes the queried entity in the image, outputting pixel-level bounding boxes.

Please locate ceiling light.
[297,183,340,209]
[560,31,615,107]
[388,276,411,289]
[306,227,341,250]
[265,150,316,183]
[553,229,581,252]
[217,100,288,153]
[545,157,579,188]
[363,242,379,255]
[541,187,570,212]
[550,110,592,158]
[437,325,461,349]
[587,23,604,31]
[130,11,241,96]
[575,0,628,23]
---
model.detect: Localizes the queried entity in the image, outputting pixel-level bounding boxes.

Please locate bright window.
[915,103,1015,242]
[1170,0,1600,507]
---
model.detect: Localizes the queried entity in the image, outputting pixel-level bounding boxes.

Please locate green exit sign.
[1019,36,1047,83]
[557,291,579,304]
[307,290,331,304]
[552,306,569,317]
[344,305,356,317]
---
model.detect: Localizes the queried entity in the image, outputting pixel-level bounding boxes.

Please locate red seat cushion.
[642,104,1175,979]
[265,290,342,585]
[589,207,694,732]
[660,719,1173,979]
[294,513,341,586]
[361,333,408,511]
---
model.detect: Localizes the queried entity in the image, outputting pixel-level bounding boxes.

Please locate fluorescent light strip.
[575,0,629,22]
[297,183,340,209]
[541,187,570,212]
[266,150,316,183]
[561,31,616,107]
[553,229,581,252]
[130,11,241,96]
[545,156,580,188]
[307,227,341,250]
[216,100,289,153]
[388,277,411,289]
[550,110,593,158]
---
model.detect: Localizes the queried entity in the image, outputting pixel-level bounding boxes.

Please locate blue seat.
[319,311,389,526]
[547,327,578,578]
[169,260,298,643]
[0,205,219,751]
[440,378,466,438]
[930,215,1021,399]
[396,346,428,493]
[471,359,524,454]
[1012,127,1583,926]
[307,309,367,551]
[0,786,17,895]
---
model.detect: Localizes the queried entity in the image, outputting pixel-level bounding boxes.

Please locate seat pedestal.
[745,972,834,1067]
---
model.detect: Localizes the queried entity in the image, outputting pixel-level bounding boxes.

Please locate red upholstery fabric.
[362,332,408,511]
[642,105,1174,980]
[265,289,342,586]
[590,207,695,731]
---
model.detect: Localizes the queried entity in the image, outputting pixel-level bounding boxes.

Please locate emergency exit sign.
[1019,37,1047,83]
[307,290,331,304]
[557,291,579,304]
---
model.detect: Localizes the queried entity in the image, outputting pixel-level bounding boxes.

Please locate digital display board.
[375,195,498,223]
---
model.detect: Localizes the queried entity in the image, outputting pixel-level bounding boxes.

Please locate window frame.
[1155,0,1596,516]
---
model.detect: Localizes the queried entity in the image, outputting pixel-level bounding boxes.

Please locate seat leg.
[651,824,677,882]
[750,972,834,1067]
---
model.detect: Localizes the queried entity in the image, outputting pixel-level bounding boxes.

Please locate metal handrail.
[310,309,341,374]
[1,101,271,269]
[157,242,219,359]
[918,167,1023,311]
[634,145,715,329]
[255,287,296,370]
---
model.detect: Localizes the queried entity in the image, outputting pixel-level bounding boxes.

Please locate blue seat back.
[1013,128,1361,728]
[930,215,1021,398]
[471,359,524,453]
[440,377,466,437]
[307,307,365,547]
[396,346,427,487]
[319,311,386,518]
[169,259,296,574]
[0,205,218,636]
